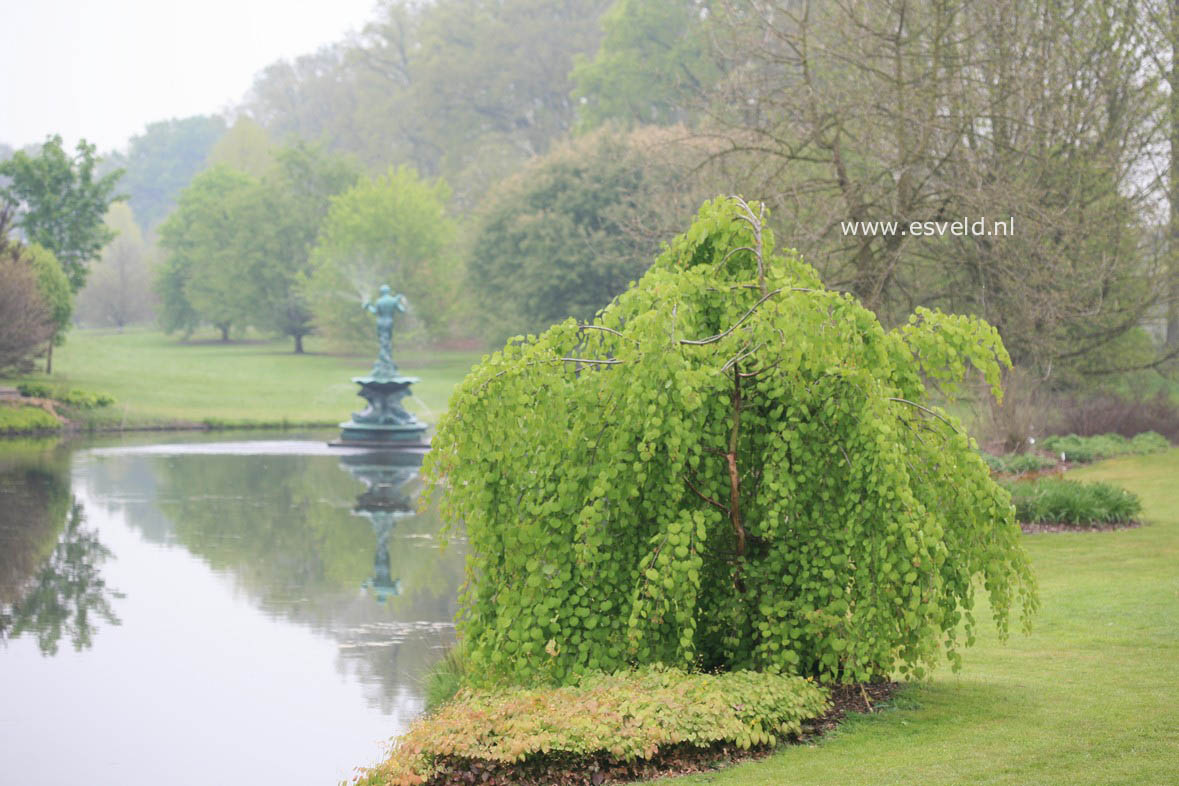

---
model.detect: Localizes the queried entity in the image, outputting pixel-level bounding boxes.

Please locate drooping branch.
[886,397,960,432]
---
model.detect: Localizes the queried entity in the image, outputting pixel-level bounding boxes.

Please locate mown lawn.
[642,451,1179,785]
[0,328,484,428]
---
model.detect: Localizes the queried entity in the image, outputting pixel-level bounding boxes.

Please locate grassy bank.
[0,328,483,430]
[635,451,1179,785]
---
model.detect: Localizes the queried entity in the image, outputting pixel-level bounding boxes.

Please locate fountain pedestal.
[335,374,429,447]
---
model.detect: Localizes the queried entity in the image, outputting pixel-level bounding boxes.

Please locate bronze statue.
[362,285,408,379]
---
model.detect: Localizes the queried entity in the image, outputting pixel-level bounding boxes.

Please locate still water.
[0,432,464,785]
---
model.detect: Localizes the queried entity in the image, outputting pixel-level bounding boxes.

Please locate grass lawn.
[642,451,1179,785]
[0,327,484,429]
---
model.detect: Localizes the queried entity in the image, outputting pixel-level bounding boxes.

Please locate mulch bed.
[416,681,901,786]
[1020,520,1143,534]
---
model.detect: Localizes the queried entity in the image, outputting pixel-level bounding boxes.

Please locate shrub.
[15,384,114,408]
[57,389,115,409]
[426,197,1037,686]
[0,405,61,434]
[16,382,53,399]
[1003,478,1142,526]
[981,452,1056,475]
[1040,432,1170,463]
[358,667,830,786]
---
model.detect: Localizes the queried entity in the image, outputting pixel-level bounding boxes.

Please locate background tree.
[0,135,123,292]
[76,203,158,328]
[306,166,458,347]
[245,0,608,207]
[156,166,259,340]
[571,0,720,130]
[698,0,1168,383]
[206,117,275,178]
[470,126,721,340]
[0,210,55,373]
[100,115,226,232]
[250,144,361,352]
[25,243,71,373]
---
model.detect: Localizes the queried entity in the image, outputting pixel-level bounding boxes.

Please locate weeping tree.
[425,197,1037,686]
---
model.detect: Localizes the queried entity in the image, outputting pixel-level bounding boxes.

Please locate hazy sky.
[1,0,379,153]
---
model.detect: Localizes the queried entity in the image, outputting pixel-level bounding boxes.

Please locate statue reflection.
[338,450,426,603]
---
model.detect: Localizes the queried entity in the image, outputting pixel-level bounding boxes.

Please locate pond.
[0,431,464,785]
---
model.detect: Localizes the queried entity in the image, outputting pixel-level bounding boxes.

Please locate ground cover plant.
[425,197,1037,689]
[1039,432,1169,463]
[358,667,829,786]
[0,405,60,434]
[1003,478,1142,528]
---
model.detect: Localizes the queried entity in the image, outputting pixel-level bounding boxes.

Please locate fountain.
[332,285,430,448]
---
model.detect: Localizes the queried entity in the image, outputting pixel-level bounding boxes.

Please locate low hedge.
[1039,432,1169,464]
[0,405,61,434]
[357,667,830,786]
[1003,477,1142,527]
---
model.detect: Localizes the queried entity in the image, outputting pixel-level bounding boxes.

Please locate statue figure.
[362,285,407,379]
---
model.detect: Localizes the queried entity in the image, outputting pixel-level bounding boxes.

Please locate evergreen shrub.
[425,197,1037,686]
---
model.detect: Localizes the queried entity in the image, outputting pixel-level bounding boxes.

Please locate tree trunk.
[46,338,53,375]
[220,324,230,342]
[294,334,304,354]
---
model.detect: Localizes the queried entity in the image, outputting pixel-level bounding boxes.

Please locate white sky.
[0,0,380,154]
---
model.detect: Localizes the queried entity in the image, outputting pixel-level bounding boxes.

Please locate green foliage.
[15,382,52,398]
[981,452,1057,475]
[1003,478,1142,526]
[0,135,124,292]
[156,166,259,338]
[205,117,274,177]
[469,128,695,340]
[306,166,457,345]
[359,666,829,786]
[252,144,361,352]
[423,648,469,713]
[246,0,605,204]
[572,0,719,129]
[57,389,115,409]
[15,383,114,408]
[0,406,61,434]
[103,115,226,230]
[426,197,1037,687]
[25,244,72,345]
[1040,432,1170,464]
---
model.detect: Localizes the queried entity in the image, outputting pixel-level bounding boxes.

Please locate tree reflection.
[0,452,123,656]
[140,449,464,714]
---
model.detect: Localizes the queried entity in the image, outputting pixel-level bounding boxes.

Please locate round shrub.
[425,197,1037,686]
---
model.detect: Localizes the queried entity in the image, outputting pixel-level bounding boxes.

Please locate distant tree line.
[8,0,1179,386]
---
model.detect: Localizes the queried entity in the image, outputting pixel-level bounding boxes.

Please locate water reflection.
[340,450,424,602]
[0,442,122,655]
[0,436,465,786]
